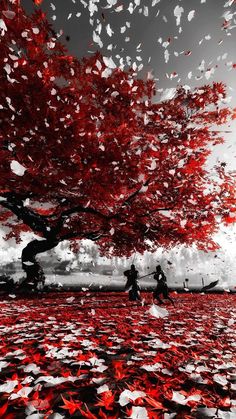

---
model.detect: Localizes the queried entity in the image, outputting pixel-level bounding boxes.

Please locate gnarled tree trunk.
[21,238,59,290]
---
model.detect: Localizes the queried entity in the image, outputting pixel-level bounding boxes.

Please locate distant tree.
[0,1,235,288]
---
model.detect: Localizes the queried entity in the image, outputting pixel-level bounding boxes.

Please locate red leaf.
[78,404,98,419]
[0,402,8,416]
[60,396,82,415]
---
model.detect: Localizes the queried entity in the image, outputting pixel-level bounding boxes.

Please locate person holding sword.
[124,264,141,301]
[153,265,175,305]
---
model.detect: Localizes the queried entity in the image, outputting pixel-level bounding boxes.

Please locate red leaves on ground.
[96,391,116,410]
[112,360,127,380]
[145,396,164,410]
[97,408,120,419]
[0,292,235,417]
[78,405,98,419]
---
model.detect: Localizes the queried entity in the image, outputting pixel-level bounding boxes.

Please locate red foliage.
[60,396,82,415]
[96,391,116,410]
[0,402,8,416]
[0,1,235,262]
[112,360,127,380]
[0,292,235,418]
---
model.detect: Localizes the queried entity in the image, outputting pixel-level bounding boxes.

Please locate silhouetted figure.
[124,264,141,301]
[153,265,174,305]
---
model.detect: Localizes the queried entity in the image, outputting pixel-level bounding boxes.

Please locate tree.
[0,1,235,288]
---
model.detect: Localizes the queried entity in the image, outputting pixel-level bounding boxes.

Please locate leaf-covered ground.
[0,292,236,419]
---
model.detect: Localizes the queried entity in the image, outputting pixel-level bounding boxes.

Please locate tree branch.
[138,207,175,217]
[0,196,50,237]
[59,229,106,242]
[60,205,109,220]
[120,177,152,209]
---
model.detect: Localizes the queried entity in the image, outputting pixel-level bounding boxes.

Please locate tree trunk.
[21,238,59,290]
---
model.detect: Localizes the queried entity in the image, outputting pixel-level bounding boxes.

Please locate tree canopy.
[0,2,235,285]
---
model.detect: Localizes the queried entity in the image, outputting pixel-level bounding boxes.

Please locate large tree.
[0,2,235,288]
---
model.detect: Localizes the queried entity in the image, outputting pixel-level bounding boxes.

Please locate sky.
[23,0,236,89]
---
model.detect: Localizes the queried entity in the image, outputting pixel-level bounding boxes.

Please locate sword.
[138,271,156,280]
